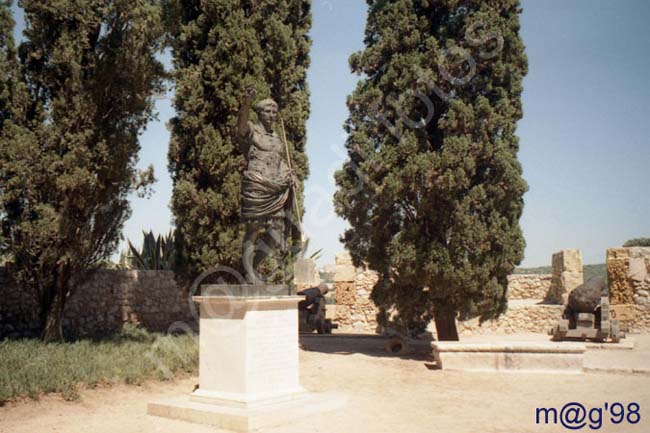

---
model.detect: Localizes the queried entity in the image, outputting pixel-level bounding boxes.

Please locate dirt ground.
[1,334,649,433]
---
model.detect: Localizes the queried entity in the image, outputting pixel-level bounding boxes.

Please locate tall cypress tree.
[168,0,311,285]
[0,0,165,341]
[0,0,17,260]
[334,0,528,340]
[0,0,16,131]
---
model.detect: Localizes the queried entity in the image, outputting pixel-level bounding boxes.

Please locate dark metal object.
[563,277,606,325]
[237,88,295,284]
[297,284,337,334]
[549,295,624,343]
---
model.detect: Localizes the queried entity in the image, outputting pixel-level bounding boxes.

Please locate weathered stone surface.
[271,247,648,336]
[335,252,353,266]
[610,304,650,333]
[607,248,629,260]
[432,342,585,373]
[546,249,583,305]
[334,282,356,305]
[627,247,650,260]
[149,391,345,432]
[458,303,564,335]
[333,270,380,332]
[293,258,319,286]
[628,257,648,282]
[608,258,634,304]
[606,248,650,330]
[0,268,194,338]
[507,274,552,300]
[607,247,650,308]
[333,265,356,282]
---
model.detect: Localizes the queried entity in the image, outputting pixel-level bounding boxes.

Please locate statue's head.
[254,98,278,130]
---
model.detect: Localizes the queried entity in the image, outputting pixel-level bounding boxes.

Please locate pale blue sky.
[10,1,650,267]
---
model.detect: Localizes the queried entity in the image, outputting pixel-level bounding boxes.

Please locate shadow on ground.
[299,333,435,362]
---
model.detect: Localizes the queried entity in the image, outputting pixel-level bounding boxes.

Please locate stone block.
[610,304,635,322]
[607,248,629,260]
[628,257,648,282]
[334,282,355,305]
[293,258,318,286]
[626,247,650,260]
[335,252,353,265]
[507,274,552,300]
[333,265,356,282]
[608,258,634,304]
[148,392,345,432]
[148,290,345,431]
[553,249,583,273]
[333,305,350,324]
[188,293,302,405]
[547,249,583,305]
[432,342,585,373]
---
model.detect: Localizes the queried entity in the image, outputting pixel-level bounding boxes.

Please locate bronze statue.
[237,88,294,283]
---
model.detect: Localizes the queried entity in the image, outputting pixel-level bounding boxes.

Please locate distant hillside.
[514,263,607,282]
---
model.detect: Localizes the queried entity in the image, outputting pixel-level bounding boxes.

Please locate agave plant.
[127,230,176,270]
[298,237,322,261]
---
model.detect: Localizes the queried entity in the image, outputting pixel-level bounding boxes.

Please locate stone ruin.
[545,249,583,305]
[2,247,649,339]
[326,247,650,335]
[606,247,650,332]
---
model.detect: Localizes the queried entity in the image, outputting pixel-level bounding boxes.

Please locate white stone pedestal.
[191,295,304,407]
[148,292,344,431]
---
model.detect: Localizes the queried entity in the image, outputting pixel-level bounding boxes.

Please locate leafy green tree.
[0,0,165,342]
[334,0,528,340]
[623,238,650,247]
[167,0,311,285]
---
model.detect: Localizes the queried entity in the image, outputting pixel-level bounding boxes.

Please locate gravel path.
[1,334,649,433]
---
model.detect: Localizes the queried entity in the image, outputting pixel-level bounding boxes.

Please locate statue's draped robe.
[241,122,291,219]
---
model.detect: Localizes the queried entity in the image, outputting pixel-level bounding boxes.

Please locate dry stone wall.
[0,268,194,338]
[330,246,650,335]
[508,274,552,300]
[330,253,555,334]
[457,302,563,335]
[332,253,380,333]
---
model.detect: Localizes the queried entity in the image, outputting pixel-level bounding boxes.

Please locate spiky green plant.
[127,231,176,271]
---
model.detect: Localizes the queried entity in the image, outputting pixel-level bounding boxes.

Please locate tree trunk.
[42,287,66,343]
[41,263,71,343]
[434,306,459,341]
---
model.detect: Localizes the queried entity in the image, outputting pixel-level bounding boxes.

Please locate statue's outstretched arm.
[237,87,256,145]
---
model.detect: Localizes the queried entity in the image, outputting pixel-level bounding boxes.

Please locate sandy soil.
[1,334,649,433]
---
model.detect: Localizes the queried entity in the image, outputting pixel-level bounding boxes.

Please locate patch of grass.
[0,326,198,405]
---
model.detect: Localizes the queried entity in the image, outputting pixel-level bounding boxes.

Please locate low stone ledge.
[432,342,585,354]
[432,341,585,373]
